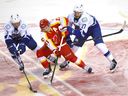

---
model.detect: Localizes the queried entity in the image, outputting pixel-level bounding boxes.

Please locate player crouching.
[36,17,93,78]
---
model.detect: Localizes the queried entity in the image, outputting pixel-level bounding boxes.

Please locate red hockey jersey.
[41,17,69,50]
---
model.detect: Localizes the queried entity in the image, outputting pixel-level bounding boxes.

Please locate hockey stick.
[14,52,37,93]
[22,70,37,93]
[50,36,64,84]
[50,57,58,84]
[86,21,126,41]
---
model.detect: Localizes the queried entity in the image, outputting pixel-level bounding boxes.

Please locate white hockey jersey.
[68,12,97,35]
[4,20,30,40]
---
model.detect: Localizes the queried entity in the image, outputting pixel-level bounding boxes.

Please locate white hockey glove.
[59,25,67,32]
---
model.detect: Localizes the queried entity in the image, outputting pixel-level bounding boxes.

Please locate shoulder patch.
[82,17,87,22]
[5,24,11,30]
[21,24,26,29]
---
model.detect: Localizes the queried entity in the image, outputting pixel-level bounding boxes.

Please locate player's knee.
[25,37,37,50]
[36,49,44,58]
[28,42,37,50]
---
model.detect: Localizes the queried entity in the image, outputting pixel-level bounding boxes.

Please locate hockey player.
[36,17,93,77]
[60,4,117,72]
[4,14,39,71]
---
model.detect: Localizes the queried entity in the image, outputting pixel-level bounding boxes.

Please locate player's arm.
[4,23,14,47]
[19,23,29,37]
[59,17,69,38]
[19,23,31,44]
[41,33,57,51]
[4,23,18,54]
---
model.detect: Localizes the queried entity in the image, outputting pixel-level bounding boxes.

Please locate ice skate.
[43,65,52,79]
[59,61,69,70]
[84,66,93,73]
[110,59,117,72]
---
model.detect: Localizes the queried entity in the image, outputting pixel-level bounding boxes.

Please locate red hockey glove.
[53,48,61,57]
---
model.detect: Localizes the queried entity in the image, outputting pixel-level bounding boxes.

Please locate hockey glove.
[59,26,67,32]
[8,43,18,55]
[18,43,26,54]
[67,26,75,35]
[53,48,61,57]
[67,26,82,37]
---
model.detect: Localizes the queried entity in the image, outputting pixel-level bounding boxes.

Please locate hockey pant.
[21,35,38,51]
[36,44,53,69]
[36,43,87,69]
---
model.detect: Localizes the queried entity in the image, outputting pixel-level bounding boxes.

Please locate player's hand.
[67,26,75,34]
[18,43,26,54]
[7,43,19,56]
[59,26,68,32]
[53,48,61,57]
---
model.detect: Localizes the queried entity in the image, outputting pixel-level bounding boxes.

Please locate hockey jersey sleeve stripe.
[60,17,69,37]
[50,21,60,26]
[60,17,68,26]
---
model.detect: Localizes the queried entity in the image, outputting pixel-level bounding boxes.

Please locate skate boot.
[110,59,117,72]
[59,61,69,69]
[43,65,52,79]
[84,66,93,73]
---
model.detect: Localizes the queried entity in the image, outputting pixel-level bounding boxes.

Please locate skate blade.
[110,69,116,73]
[59,65,70,71]
[110,66,118,73]
[90,70,95,74]
[84,70,95,74]
[43,73,52,79]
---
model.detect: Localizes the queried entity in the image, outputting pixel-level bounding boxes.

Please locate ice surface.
[0,0,128,45]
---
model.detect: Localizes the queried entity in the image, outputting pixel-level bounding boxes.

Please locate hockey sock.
[41,60,50,68]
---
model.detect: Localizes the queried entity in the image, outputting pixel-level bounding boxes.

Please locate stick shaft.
[86,29,123,41]
[14,52,35,91]
[86,21,126,41]
[50,36,64,84]
[50,57,58,84]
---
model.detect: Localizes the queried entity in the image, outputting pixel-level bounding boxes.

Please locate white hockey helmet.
[10,14,21,23]
[73,3,84,13]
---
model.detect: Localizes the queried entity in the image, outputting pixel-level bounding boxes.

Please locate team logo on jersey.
[5,24,11,30]
[52,35,58,44]
[21,24,26,29]
[82,17,87,22]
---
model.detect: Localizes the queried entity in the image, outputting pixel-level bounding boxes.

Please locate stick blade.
[29,87,37,93]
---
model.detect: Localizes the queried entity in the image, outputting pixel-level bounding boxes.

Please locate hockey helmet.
[73,3,84,13]
[40,18,49,29]
[10,14,21,23]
